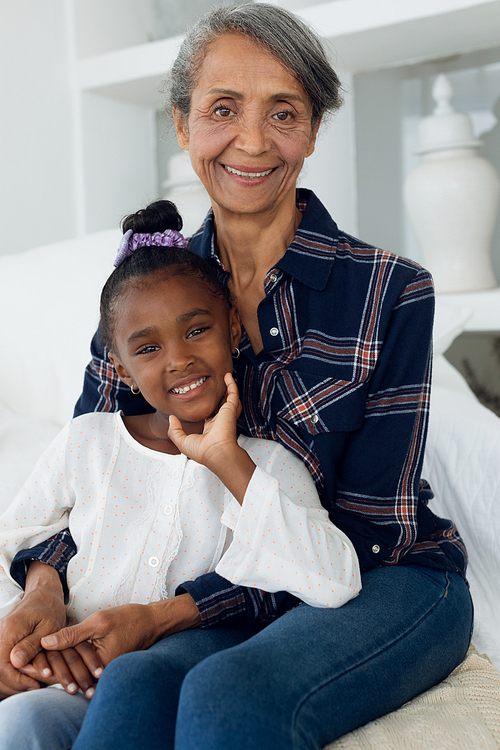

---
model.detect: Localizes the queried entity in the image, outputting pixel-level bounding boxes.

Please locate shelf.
[437,287,500,331]
[77,0,500,107]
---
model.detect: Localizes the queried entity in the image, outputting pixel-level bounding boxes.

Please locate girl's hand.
[168,373,256,504]
[18,645,102,699]
[168,372,240,469]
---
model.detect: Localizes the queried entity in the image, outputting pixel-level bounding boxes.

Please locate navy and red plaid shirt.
[12,190,466,626]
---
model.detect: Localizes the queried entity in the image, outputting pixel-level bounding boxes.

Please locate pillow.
[0,400,60,514]
[0,229,120,426]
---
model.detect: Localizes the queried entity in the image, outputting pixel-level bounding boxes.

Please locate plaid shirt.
[13,190,466,626]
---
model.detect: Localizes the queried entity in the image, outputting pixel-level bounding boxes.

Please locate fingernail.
[12,649,27,666]
[94,667,103,678]
[41,636,57,647]
[85,687,95,699]
[67,682,77,694]
[42,668,51,677]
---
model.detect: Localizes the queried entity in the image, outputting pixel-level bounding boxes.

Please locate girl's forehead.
[117,274,226,320]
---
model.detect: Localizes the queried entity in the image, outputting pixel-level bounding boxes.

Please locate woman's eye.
[213,105,233,118]
[273,110,294,122]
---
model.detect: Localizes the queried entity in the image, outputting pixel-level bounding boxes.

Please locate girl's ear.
[230,307,242,351]
[108,352,135,390]
[173,107,189,151]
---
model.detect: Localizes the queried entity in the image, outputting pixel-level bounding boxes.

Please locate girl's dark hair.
[100,200,232,351]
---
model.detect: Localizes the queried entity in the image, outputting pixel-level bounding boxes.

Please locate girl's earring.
[130,384,141,395]
[232,347,241,359]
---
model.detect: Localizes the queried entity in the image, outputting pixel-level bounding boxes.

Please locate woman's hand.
[41,594,201,669]
[18,643,102,699]
[168,373,255,503]
[0,562,67,697]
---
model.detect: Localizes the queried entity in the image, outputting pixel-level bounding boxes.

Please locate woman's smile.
[174,32,319,220]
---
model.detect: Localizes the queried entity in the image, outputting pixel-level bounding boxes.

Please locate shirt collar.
[187,189,339,290]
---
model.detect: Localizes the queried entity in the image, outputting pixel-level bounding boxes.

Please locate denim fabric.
[66,565,472,750]
[0,686,89,750]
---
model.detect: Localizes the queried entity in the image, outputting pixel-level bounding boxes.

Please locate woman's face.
[174,33,320,219]
[109,275,241,434]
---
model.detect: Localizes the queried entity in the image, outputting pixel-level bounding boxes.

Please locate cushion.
[0,229,120,426]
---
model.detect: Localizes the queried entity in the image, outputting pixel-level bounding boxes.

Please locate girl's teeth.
[171,376,207,394]
[224,166,273,178]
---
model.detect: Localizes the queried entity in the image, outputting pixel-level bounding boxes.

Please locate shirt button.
[164,505,174,516]
[148,556,160,568]
[270,327,279,337]
[172,469,180,479]
[269,273,278,283]
[372,544,381,554]
[311,414,319,424]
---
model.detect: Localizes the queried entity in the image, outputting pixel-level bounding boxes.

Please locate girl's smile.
[108,274,241,447]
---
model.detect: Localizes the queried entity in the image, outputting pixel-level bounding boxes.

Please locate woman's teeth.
[171,376,207,394]
[224,165,273,178]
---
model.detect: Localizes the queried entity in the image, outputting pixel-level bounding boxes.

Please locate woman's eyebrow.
[208,87,306,104]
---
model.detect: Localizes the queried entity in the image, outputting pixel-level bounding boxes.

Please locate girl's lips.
[170,376,208,396]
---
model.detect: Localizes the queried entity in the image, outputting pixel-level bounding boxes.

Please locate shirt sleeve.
[10,529,77,601]
[215,442,361,608]
[0,424,74,616]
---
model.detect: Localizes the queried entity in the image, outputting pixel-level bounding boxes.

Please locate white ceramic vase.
[404,74,499,293]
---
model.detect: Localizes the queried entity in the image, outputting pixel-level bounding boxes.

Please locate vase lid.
[416,74,482,154]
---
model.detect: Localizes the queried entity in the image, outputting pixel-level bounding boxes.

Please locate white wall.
[0,0,78,255]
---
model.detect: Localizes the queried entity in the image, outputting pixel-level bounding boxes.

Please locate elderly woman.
[0,4,471,750]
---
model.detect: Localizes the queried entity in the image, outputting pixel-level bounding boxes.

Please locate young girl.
[0,200,360,749]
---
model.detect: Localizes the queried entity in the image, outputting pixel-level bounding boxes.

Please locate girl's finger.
[46,649,96,699]
[75,641,104,681]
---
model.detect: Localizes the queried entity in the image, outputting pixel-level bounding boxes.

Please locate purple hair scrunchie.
[114,228,187,268]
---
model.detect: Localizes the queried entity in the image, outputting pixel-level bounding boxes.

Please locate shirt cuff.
[10,530,77,602]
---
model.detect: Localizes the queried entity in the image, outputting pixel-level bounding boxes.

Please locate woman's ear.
[305,115,322,158]
[108,352,135,390]
[173,107,190,151]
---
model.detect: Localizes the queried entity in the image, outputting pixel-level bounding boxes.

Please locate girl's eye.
[187,327,208,338]
[138,345,159,355]
[273,110,294,122]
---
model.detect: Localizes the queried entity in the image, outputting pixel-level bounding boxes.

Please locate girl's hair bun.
[122,200,183,235]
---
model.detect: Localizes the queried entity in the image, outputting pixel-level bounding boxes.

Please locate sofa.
[1,230,499,748]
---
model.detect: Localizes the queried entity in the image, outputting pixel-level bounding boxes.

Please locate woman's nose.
[234,115,269,156]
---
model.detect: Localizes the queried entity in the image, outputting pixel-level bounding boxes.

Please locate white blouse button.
[311,414,319,424]
[148,556,160,568]
[164,505,174,516]
[172,469,180,479]
[372,544,381,554]
[270,327,279,337]
[269,273,278,283]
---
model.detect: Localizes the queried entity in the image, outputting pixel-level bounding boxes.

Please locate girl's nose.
[166,342,194,372]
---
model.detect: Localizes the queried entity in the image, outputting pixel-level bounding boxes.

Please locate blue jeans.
[1,565,473,750]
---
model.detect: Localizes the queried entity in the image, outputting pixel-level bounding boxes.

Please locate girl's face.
[109,274,241,434]
[174,33,319,219]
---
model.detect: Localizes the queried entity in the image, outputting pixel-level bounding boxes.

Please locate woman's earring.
[232,347,241,359]
[130,384,141,395]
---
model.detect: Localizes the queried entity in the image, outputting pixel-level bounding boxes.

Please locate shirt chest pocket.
[275,371,368,436]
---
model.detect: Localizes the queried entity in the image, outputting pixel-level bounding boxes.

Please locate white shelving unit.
[74,0,500,242]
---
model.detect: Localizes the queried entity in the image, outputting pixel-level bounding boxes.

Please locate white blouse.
[0,412,360,623]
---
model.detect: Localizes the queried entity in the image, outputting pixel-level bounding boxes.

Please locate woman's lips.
[222,165,275,179]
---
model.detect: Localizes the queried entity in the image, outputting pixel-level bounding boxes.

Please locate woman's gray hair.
[167,3,342,126]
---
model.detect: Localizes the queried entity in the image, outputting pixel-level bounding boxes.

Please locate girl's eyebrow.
[126,310,211,344]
